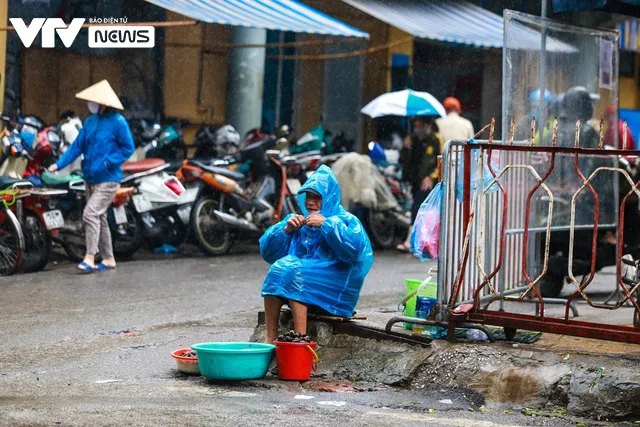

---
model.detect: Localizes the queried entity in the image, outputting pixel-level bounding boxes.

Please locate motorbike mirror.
[4,89,16,103]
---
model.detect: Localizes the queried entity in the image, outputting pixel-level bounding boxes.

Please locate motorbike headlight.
[47,130,60,144]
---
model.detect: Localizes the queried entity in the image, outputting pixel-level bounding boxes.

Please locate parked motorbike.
[0,115,67,272]
[128,116,189,162]
[148,119,189,161]
[287,124,355,156]
[22,112,138,262]
[117,158,198,254]
[40,171,137,262]
[56,113,84,175]
[177,136,295,256]
[192,124,241,160]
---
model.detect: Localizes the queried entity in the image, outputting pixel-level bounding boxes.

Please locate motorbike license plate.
[112,206,128,225]
[287,179,302,194]
[43,210,64,231]
[132,194,153,213]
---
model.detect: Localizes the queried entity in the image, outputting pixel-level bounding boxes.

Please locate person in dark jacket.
[396,116,442,252]
[49,80,135,273]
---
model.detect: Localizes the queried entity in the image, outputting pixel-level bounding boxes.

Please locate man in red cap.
[436,97,475,142]
[604,105,635,150]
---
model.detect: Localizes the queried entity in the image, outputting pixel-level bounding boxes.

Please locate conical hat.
[75,80,124,110]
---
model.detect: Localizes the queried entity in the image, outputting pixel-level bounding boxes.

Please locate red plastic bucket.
[274,341,318,381]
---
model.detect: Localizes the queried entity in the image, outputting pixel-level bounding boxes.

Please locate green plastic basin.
[191,342,275,380]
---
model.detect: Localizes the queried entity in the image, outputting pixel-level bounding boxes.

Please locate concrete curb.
[254,312,640,420]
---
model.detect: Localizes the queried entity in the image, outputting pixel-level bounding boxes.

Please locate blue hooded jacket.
[55,111,135,184]
[259,165,374,317]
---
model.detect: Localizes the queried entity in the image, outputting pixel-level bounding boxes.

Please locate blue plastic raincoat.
[259,165,374,317]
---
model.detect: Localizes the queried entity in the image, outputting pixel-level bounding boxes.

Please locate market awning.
[341,0,575,51]
[145,0,369,38]
[621,19,640,51]
[343,0,503,48]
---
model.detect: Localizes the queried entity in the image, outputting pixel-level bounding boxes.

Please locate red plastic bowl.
[171,348,200,375]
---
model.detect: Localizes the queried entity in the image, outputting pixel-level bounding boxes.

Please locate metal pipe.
[274,31,284,128]
[460,284,579,318]
[470,143,639,156]
[384,316,496,342]
[539,0,548,144]
[504,224,617,235]
[534,298,580,318]
[437,141,453,321]
[463,145,471,230]
[213,210,259,232]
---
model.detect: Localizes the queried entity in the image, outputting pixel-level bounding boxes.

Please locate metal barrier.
[435,122,640,344]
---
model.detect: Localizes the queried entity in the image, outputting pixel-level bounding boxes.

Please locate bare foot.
[82,256,96,269]
[101,258,117,268]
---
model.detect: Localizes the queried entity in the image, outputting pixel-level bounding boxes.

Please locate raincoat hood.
[298,165,343,217]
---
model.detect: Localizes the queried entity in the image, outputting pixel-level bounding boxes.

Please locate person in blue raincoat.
[259,165,374,343]
[48,80,135,273]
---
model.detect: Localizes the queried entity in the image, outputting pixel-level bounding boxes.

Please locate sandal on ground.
[97,263,115,271]
[76,262,96,273]
[396,243,411,253]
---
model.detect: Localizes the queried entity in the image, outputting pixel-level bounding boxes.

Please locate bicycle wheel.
[0,207,24,275]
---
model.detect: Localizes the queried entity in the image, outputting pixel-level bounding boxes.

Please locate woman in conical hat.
[49,80,134,273]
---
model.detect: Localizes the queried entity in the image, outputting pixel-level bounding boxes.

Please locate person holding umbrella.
[360,89,446,253]
[48,80,135,272]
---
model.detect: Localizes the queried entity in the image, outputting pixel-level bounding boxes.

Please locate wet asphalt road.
[0,247,579,426]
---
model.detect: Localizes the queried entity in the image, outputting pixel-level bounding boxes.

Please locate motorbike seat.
[40,171,83,188]
[164,159,184,174]
[190,160,245,181]
[122,158,167,174]
[0,176,31,189]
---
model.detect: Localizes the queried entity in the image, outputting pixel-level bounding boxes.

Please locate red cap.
[604,105,616,118]
[443,97,462,113]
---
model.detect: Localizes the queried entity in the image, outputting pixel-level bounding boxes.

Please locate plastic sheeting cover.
[332,153,398,211]
[259,165,374,317]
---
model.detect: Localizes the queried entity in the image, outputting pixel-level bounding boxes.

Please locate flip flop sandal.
[396,243,411,253]
[76,262,95,273]
[97,263,115,271]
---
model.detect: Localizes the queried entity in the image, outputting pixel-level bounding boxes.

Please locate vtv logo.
[10,18,85,48]
[89,26,154,48]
